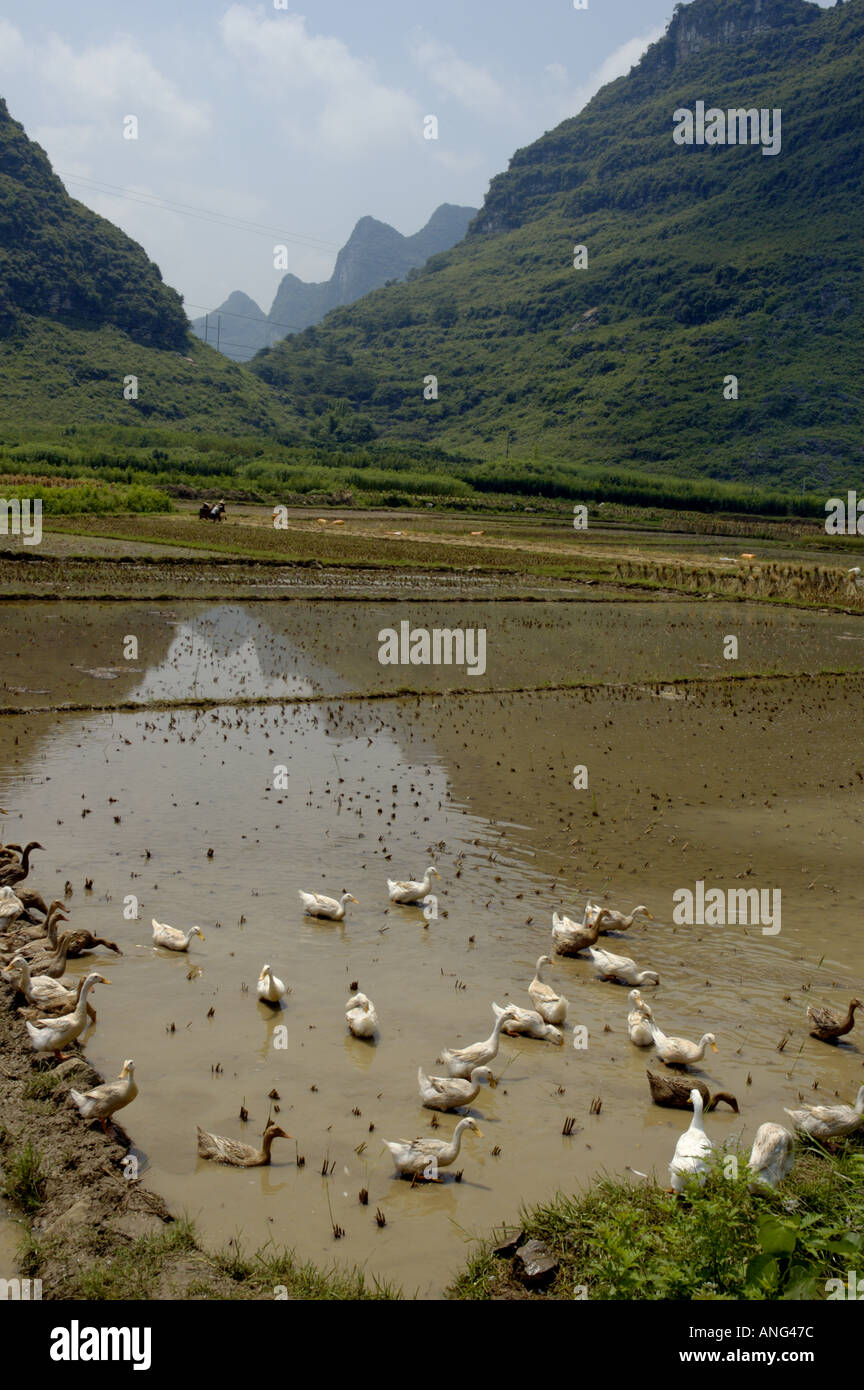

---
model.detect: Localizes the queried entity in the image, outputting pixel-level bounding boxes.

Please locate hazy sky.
[0,1,835,319]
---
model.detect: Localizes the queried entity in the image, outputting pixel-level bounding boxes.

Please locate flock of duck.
[552,899,864,1192]
[2,838,863,1193]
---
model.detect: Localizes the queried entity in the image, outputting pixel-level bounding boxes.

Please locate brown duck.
[647,1070,739,1112]
[0,903,68,957]
[14,889,49,923]
[196,1123,289,1167]
[551,906,612,956]
[0,842,43,888]
[26,932,76,979]
[65,930,123,958]
[807,998,861,1043]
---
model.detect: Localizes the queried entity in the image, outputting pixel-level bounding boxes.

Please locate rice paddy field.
[1,508,863,1299]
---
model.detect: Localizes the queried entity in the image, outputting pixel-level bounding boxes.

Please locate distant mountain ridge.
[249,0,864,491]
[191,203,476,361]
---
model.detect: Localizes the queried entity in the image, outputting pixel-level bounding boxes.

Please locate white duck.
[669,1088,714,1193]
[257,964,287,1004]
[298,890,358,921]
[0,885,23,924]
[3,954,79,1011]
[70,1059,138,1134]
[784,1085,864,1141]
[152,919,205,952]
[384,1117,481,1178]
[438,1007,518,1078]
[589,903,653,933]
[627,989,654,1046]
[387,866,439,904]
[651,1021,717,1067]
[527,955,568,1024]
[417,1064,495,1112]
[747,1123,795,1191]
[586,945,659,987]
[25,973,109,1060]
[491,1001,564,1045]
[346,991,378,1038]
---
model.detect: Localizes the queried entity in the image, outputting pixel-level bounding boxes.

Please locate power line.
[186,300,310,335]
[8,301,286,358]
[57,171,341,251]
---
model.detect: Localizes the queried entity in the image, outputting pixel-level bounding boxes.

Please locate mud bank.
[0,553,610,603]
[0,976,226,1297]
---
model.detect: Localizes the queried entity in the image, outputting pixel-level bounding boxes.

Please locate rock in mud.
[513,1238,558,1288]
[493,1229,526,1258]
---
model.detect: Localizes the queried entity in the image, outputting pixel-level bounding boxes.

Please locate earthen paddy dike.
[1,597,863,1298]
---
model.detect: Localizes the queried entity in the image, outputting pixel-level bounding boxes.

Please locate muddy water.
[1,599,863,712]
[0,602,863,1297]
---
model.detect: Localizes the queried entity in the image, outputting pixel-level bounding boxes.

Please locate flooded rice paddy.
[1,599,863,1296]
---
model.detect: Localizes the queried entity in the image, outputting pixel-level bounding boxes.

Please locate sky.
[0,1,836,320]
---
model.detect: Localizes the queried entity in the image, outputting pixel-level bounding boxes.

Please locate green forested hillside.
[250,0,864,492]
[0,97,299,437]
[0,98,187,349]
[0,318,300,435]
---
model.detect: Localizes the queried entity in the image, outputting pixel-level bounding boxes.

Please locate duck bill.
[710,1042,718,1053]
[488,1076,498,1089]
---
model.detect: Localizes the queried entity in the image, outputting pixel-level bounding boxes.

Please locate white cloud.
[411,38,508,117]
[0,23,210,140]
[219,6,421,155]
[0,19,25,65]
[406,25,665,136]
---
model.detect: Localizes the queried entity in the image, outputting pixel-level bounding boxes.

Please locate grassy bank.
[451,1142,864,1301]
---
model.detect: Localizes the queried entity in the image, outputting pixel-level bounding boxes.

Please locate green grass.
[53,1217,400,1301]
[21,1070,64,1100]
[1,1140,48,1214]
[208,1239,401,1300]
[72,1219,199,1300]
[450,1138,864,1301]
